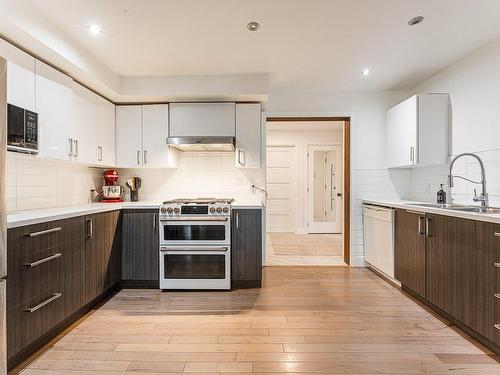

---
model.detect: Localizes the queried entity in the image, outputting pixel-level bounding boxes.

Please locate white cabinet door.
[235,103,261,168]
[72,82,97,164]
[6,61,35,111]
[142,104,177,168]
[116,106,143,168]
[386,96,417,168]
[36,60,74,160]
[96,95,116,166]
[169,102,235,137]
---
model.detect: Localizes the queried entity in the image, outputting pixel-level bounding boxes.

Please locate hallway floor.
[16,267,499,374]
[266,233,344,265]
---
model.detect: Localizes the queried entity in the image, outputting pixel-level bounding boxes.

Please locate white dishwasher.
[363,204,395,278]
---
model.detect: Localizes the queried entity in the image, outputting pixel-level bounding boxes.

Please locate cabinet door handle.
[68,138,73,157]
[409,146,415,163]
[25,293,62,313]
[24,253,61,267]
[425,218,432,237]
[494,324,500,331]
[27,227,62,238]
[494,232,500,237]
[238,150,246,166]
[73,139,78,157]
[494,293,500,299]
[144,150,147,165]
[417,216,424,235]
[494,262,500,268]
[153,213,157,232]
[87,219,93,239]
[236,213,239,229]
[137,150,141,165]
[97,146,103,162]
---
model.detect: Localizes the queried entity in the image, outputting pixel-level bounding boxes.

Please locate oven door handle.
[160,247,229,252]
[160,217,228,222]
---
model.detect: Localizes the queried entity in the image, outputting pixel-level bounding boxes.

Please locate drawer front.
[494,295,500,345]
[8,216,86,257]
[7,288,64,358]
[475,221,500,253]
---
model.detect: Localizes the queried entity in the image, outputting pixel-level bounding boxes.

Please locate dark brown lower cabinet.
[394,209,500,354]
[7,210,121,368]
[85,210,121,302]
[121,209,159,287]
[394,209,426,297]
[231,209,262,288]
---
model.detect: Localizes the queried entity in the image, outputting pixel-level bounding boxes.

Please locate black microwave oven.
[7,103,38,154]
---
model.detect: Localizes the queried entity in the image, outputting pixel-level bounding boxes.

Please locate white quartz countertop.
[363,199,500,225]
[7,200,264,228]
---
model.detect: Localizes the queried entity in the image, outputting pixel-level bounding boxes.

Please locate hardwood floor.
[266,234,344,266]
[15,267,500,374]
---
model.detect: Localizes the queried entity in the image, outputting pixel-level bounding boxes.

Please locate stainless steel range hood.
[166,136,235,151]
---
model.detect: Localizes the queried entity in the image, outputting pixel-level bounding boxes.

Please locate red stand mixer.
[101,170,123,203]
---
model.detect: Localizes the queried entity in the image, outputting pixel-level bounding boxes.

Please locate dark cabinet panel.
[59,239,86,319]
[394,209,426,297]
[231,209,262,287]
[121,209,159,284]
[85,210,121,303]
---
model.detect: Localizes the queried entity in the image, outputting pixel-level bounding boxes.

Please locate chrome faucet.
[448,153,488,207]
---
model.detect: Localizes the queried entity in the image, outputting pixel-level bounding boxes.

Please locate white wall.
[409,37,500,206]
[117,152,265,204]
[7,152,103,212]
[266,90,412,266]
[266,122,343,234]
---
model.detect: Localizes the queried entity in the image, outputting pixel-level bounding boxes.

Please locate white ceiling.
[2,0,500,96]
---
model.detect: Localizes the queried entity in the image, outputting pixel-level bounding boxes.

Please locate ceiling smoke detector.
[408,16,424,26]
[247,21,260,31]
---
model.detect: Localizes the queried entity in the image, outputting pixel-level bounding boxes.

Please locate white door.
[36,60,74,160]
[266,146,295,233]
[116,106,143,168]
[7,60,35,111]
[142,104,171,168]
[307,145,342,233]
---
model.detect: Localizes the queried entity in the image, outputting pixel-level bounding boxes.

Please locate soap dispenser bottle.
[437,184,446,204]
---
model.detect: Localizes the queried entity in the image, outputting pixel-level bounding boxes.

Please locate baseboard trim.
[8,284,120,371]
[232,280,261,289]
[120,279,159,289]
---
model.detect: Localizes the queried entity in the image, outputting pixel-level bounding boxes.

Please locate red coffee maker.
[101,170,123,203]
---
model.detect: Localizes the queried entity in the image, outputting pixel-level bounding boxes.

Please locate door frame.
[265,116,351,265]
[306,144,343,234]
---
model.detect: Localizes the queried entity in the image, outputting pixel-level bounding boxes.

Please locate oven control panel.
[159,203,231,218]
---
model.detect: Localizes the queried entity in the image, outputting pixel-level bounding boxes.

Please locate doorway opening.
[264,117,351,266]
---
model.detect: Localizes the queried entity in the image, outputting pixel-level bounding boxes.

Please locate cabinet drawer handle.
[27,227,62,238]
[494,263,500,268]
[24,253,61,267]
[25,293,62,313]
[494,232,500,237]
[495,324,500,331]
[495,293,500,299]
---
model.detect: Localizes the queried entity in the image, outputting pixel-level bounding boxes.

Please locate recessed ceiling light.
[247,21,260,32]
[361,68,371,76]
[408,16,424,26]
[88,23,102,36]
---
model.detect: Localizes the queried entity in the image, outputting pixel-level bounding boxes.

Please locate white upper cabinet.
[116,106,143,168]
[142,104,177,168]
[72,82,97,164]
[0,39,36,111]
[95,95,116,166]
[169,103,235,137]
[36,60,74,160]
[235,103,261,168]
[116,105,177,168]
[386,94,449,169]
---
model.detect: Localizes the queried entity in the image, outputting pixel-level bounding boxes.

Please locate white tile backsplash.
[7,152,103,212]
[117,152,266,203]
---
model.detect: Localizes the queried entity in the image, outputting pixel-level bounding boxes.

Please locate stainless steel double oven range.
[159,198,233,290]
